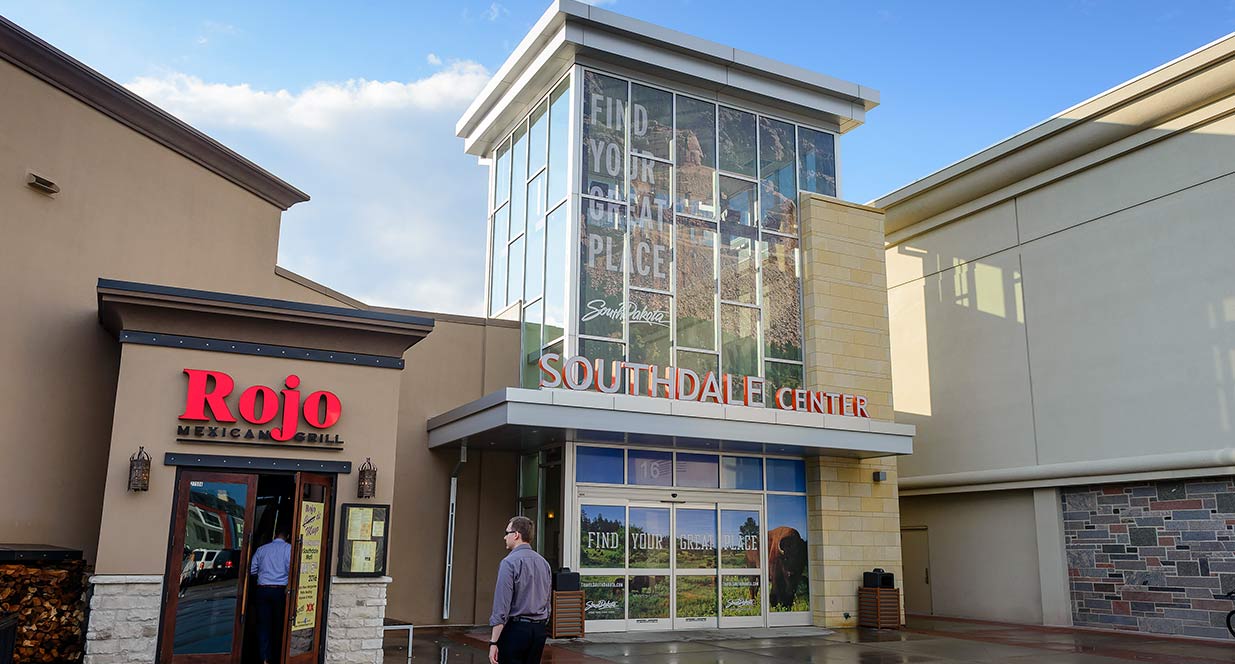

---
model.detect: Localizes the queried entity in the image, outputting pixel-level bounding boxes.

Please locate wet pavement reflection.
[385,616,1235,664]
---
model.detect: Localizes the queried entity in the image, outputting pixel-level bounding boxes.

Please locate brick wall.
[1063,477,1235,640]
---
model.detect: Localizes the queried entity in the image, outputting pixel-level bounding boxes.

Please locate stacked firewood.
[0,561,89,663]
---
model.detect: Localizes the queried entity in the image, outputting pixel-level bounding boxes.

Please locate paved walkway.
[386,616,1235,663]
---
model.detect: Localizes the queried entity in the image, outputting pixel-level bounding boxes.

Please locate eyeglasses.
[503,530,516,536]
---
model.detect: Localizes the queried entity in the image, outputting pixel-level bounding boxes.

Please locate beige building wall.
[881,39,1235,627]
[0,57,349,562]
[799,194,904,628]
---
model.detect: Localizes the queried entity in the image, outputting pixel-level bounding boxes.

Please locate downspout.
[442,442,467,620]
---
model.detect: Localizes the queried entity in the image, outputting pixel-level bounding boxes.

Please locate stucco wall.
[0,59,347,561]
[899,491,1043,624]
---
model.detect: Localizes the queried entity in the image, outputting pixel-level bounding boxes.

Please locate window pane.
[529,100,548,175]
[525,211,545,303]
[521,300,543,388]
[507,235,525,306]
[580,504,625,566]
[718,107,756,177]
[494,138,511,206]
[528,171,546,223]
[721,304,759,378]
[580,338,625,393]
[675,96,716,219]
[628,575,670,618]
[765,361,802,408]
[766,493,809,612]
[719,225,757,305]
[543,204,568,342]
[675,217,716,350]
[629,156,672,291]
[489,206,509,315]
[579,200,626,338]
[676,453,719,488]
[719,175,756,227]
[519,453,539,498]
[628,449,672,487]
[576,447,624,484]
[548,78,571,206]
[582,575,625,620]
[761,234,802,361]
[173,480,249,655]
[766,458,806,493]
[582,71,627,201]
[628,290,671,369]
[677,350,718,378]
[720,509,760,568]
[675,507,717,568]
[676,576,717,617]
[759,117,797,235]
[721,456,763,490]
[630,84,672,160]
[798,126,836,197]
[510,122,529,239]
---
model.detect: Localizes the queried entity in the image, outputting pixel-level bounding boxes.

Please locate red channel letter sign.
[179,368,342,442]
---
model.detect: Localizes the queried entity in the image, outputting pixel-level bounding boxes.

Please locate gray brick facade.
[1062,477,1235,640]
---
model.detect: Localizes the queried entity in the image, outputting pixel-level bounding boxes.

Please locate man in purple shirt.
[250,526,292,664]
[488,516,551,664]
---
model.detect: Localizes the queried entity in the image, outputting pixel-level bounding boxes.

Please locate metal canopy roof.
[427,388,914,458]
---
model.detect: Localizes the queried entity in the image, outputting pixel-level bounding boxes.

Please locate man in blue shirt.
[250,526,292,664]
[488,516,551,664]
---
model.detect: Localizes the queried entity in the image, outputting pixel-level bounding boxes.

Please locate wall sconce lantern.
[872,471,888,483]
[129,446,151,491]
[357,458,377,499]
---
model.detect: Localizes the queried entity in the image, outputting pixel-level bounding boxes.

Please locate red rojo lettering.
[180,369,343,440]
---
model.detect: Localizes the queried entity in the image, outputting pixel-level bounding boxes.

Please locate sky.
[6,1,1235,315]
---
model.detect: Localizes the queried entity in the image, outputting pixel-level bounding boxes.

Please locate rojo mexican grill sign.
[538,353,870,418]
[176,368,346,448]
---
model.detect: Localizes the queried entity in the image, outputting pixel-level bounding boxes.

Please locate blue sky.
[6,1,1234,314]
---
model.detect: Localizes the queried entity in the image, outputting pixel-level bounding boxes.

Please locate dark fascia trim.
[0,15,309,211]
[164,452,352,474]
[120,330,406,369]
[98,278,435,329]
[0,544,83,562]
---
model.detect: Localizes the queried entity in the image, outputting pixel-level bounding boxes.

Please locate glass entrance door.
[160,471,258,663]
[718,505,763,627]
[626,504,670,630]
[672,504,717,629]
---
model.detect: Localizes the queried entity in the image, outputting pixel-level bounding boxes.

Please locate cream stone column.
[799,193,904,628]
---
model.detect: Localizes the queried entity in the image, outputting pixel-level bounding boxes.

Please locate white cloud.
[482,2,509,21]
[426,52,442,66]
[125,64,494,315]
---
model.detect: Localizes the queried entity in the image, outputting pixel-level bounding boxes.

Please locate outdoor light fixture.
[357,457,377,499]
[26,172,60,196]
[128,446,151,491]
[872,471,887,483]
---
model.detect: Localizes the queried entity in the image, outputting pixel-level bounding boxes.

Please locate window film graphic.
[628,450,673,488]
[766,493,809,612]
[721,575,762,617]
[582,71,628,201]
[580,504,626,568]
[579,199,627,339]
[628,507,671,567]
[581,575,626,620]
[720,510,760,569]
[675,508,717,569]
[675,576,717,618]
[627,575,670,619]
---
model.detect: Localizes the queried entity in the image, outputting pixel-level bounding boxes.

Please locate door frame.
[284,472,335,664]
[158,469,259,664]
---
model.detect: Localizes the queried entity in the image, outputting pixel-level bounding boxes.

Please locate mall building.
[882,35,1235,640]
[1,2,916,663]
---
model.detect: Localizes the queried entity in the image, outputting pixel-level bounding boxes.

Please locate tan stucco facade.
[881,35,1235,633]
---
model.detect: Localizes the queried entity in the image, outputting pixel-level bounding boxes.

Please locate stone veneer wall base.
[326,575,392,664]
[83,575,163,664]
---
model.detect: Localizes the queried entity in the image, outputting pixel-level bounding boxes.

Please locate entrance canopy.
[427,388,914,458]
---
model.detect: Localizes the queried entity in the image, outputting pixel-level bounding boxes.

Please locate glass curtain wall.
[486,74,573,388]
[574,68,839,398]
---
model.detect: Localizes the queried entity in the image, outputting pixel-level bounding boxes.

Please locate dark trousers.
[255,585,285,663]
[498,620,547,664]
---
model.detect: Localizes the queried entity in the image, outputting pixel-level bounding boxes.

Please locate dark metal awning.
[427,388,914,458]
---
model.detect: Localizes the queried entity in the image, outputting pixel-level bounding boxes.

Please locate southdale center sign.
[538,354,870,418]
[176,369,345,447]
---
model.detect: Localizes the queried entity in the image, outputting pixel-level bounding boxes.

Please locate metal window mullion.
[567,66,583,358]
